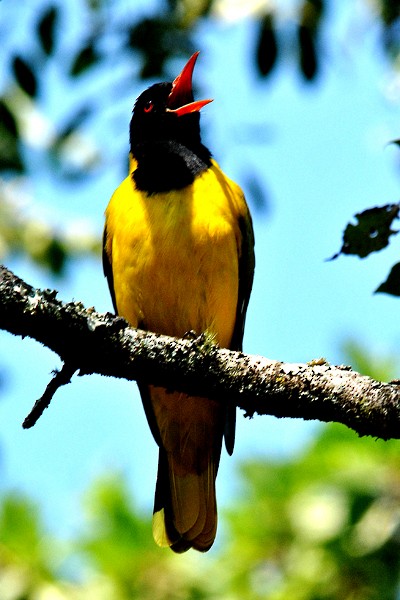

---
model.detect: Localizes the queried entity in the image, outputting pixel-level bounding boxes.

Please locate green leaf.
[37,5,58,56]
[0,139,24,173]
[12,55,38,97]
[70,41,99,76]
[256,13,278,77]
[0,143,25,173]
[375,262,400,297]
[0,493,48,569]
[381,0,400,25]
[300,0,325,29]
[43,238,67,275]
[127,17,191,79]
[0,99,18,137]
[330,204,400,260]
[342,338,398,381]
[0,100,24,173]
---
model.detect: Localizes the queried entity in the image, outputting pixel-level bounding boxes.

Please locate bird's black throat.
[131,140,212,194]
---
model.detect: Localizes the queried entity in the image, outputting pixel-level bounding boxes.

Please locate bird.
[103,52,255,553]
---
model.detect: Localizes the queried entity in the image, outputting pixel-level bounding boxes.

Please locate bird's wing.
[102,225,118,314]
[231,207,255,352]
[225,192,255,455]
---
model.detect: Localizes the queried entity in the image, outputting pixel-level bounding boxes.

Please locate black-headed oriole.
[103,52,255,553]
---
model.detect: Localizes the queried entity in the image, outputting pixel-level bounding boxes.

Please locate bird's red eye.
[144,100,153,113]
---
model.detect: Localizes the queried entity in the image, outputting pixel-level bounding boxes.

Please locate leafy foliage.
[37,6,59,56]
[127,16,193,79]
[375,262,400,296]
[331,204,400,296]
[0,101,23,173]
[331,205,400,260]
[297,0,324,81]
[342,338,400,383]
[380,0,400,59]
[0,186,100,276]
[12,56,38,98]
[1,427,399,599]
[298,24,318,81]
[70,40,101,77]
[222,426,400,600]
[256,13,278,78]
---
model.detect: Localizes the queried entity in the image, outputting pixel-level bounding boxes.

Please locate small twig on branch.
[22,362,77,429]
[0,264,400,440]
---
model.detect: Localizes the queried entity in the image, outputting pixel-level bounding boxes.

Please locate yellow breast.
[104,159,247,348]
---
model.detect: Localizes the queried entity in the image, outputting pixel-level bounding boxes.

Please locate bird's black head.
[129,52,213,194]
[131,82,200,148]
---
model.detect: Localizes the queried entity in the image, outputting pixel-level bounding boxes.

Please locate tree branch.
[0,265,399,439]
[22,362,77,429]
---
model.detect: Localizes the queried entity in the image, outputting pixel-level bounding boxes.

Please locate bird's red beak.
[167,52,213,117]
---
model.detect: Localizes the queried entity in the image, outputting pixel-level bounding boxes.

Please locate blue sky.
[1,1,400,550]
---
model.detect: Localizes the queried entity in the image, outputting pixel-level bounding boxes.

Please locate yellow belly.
[105,160,243,348]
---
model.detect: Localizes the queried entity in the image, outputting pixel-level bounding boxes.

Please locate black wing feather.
[102,226,118,313]
[224,206,255,455]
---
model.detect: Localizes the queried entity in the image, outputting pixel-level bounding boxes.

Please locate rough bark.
[0,265,399,439]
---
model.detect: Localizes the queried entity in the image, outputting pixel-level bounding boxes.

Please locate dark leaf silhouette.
[297,0,324,81]
[44,239,67,275]
[127,17,191,79]
[70,41,99,76]
[298,25,318,80]
[381,0,400,25]
[0,138,24,173]
[0,100,23,173]
[0,100,18,137]
[330,204,400,260]
[375,262,400,296]
[37,6,58,56]
[12,56,38,98]
[256,13,278,77]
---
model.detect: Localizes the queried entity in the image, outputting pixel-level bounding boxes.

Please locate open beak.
[167,52,213,117]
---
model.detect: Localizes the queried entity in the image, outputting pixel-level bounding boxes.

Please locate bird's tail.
[140,386,226,553]
[152,447,218,553]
